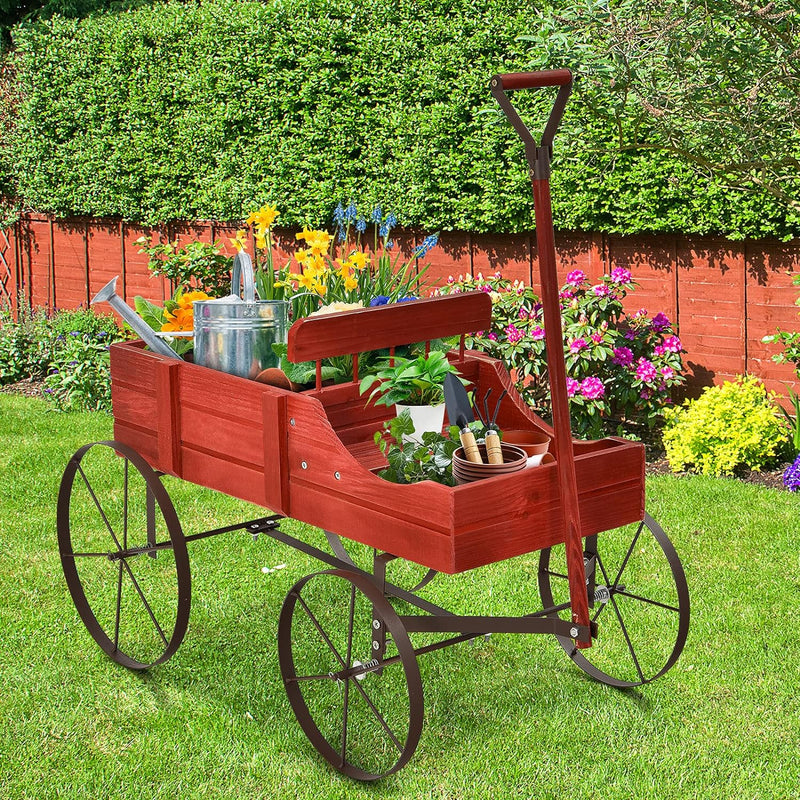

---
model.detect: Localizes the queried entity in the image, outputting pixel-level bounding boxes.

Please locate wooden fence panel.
[5,214,800,398]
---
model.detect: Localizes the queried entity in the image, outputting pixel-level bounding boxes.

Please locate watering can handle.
[231,251,257,304]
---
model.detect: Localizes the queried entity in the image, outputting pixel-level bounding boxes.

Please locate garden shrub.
[2,0,798,239]
[435,269,685,439]
[662,375,789,476]
[0,303,54,382]
[0,302,125,410]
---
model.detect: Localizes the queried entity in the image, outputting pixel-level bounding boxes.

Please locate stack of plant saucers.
[451,443,527,484]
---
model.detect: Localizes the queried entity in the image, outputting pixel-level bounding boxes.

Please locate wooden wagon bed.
[109,292,644,575]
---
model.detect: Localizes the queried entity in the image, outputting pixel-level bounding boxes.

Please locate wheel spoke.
[76,462,123,554]
[347,669,404,753]
[295,593,348,671]
[606,590,645,683]
[114,560,123,651]
[118,557,169,647]
[610,519,644,590]
[340,584,357,767]
[614,588,681,613]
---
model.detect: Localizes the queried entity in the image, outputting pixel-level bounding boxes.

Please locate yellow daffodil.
[296,227,315,242]
[344,276,358,291]
[255,233,267,250]
[349,251,369,270]
[312,281,327,297]
[335,258,352,279]
[230,229,248,252]
[245,204,279,231]
[298,271,317,291]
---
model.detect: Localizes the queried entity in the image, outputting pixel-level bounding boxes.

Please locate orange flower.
[161,306,194,332]
[177,291,211,309]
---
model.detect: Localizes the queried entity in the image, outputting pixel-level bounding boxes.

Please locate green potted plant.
[359,350,457,441]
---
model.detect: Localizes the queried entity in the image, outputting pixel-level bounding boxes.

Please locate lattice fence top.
[0,225,13,308]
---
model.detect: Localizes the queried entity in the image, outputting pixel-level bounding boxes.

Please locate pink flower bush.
[570,337,588,353]
[613,346,634,366]
[435,268,685,439]
[581,376,605,399]
[636,358,658,382]
[565,270,586,286]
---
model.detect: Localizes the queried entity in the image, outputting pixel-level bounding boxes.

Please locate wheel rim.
[538,513,690,687]
[278,569,423,780]
[57,441,190,670]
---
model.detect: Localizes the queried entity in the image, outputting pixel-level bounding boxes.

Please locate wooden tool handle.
[460,429,483,464]
[485,430,503,464]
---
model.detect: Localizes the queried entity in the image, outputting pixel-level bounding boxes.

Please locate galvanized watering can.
[192,252,288,380]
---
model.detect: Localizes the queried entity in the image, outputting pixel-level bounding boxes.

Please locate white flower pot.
[395,402,446,443]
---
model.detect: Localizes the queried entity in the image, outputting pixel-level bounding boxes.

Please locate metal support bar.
[399,614,591,640]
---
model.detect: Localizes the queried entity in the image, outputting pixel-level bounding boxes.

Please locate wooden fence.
[4,213,800,398]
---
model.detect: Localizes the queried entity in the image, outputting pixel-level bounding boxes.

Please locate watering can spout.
[91,277,119,305]
[91,275,182,360]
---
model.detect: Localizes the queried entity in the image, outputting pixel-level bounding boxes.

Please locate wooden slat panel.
[179,404,265,469]
[112,421,159,465]
[179,448,268,508]
[288,292,492,362]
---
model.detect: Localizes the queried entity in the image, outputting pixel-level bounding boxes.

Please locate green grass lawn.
[1,393,798,799]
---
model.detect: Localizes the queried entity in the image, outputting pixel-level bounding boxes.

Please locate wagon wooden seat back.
[109,292,645,575]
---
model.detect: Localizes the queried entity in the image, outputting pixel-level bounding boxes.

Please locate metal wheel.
[57,441,190,670]
[538,513,690,688]
[278,569,423,780]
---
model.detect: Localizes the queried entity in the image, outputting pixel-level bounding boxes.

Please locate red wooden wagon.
[56,71,690,781]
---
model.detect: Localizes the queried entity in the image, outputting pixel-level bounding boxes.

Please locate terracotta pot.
[501,429,551,463]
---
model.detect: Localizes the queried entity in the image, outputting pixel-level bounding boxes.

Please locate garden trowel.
[444,372,483,464]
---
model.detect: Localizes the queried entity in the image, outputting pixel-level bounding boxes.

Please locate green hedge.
[2,0,798,238]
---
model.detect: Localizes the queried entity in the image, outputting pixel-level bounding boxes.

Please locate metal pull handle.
[490,69,573,170]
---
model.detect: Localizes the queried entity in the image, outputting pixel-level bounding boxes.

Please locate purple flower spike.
[783,454,800,491]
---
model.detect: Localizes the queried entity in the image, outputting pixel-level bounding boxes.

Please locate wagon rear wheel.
[538,513,689,688]
[57,441,190,670]
[278,569,423,780]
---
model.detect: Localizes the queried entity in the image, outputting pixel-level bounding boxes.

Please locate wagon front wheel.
[538,513,690,688]
[57,441,190,670]
[278,569,424,780]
